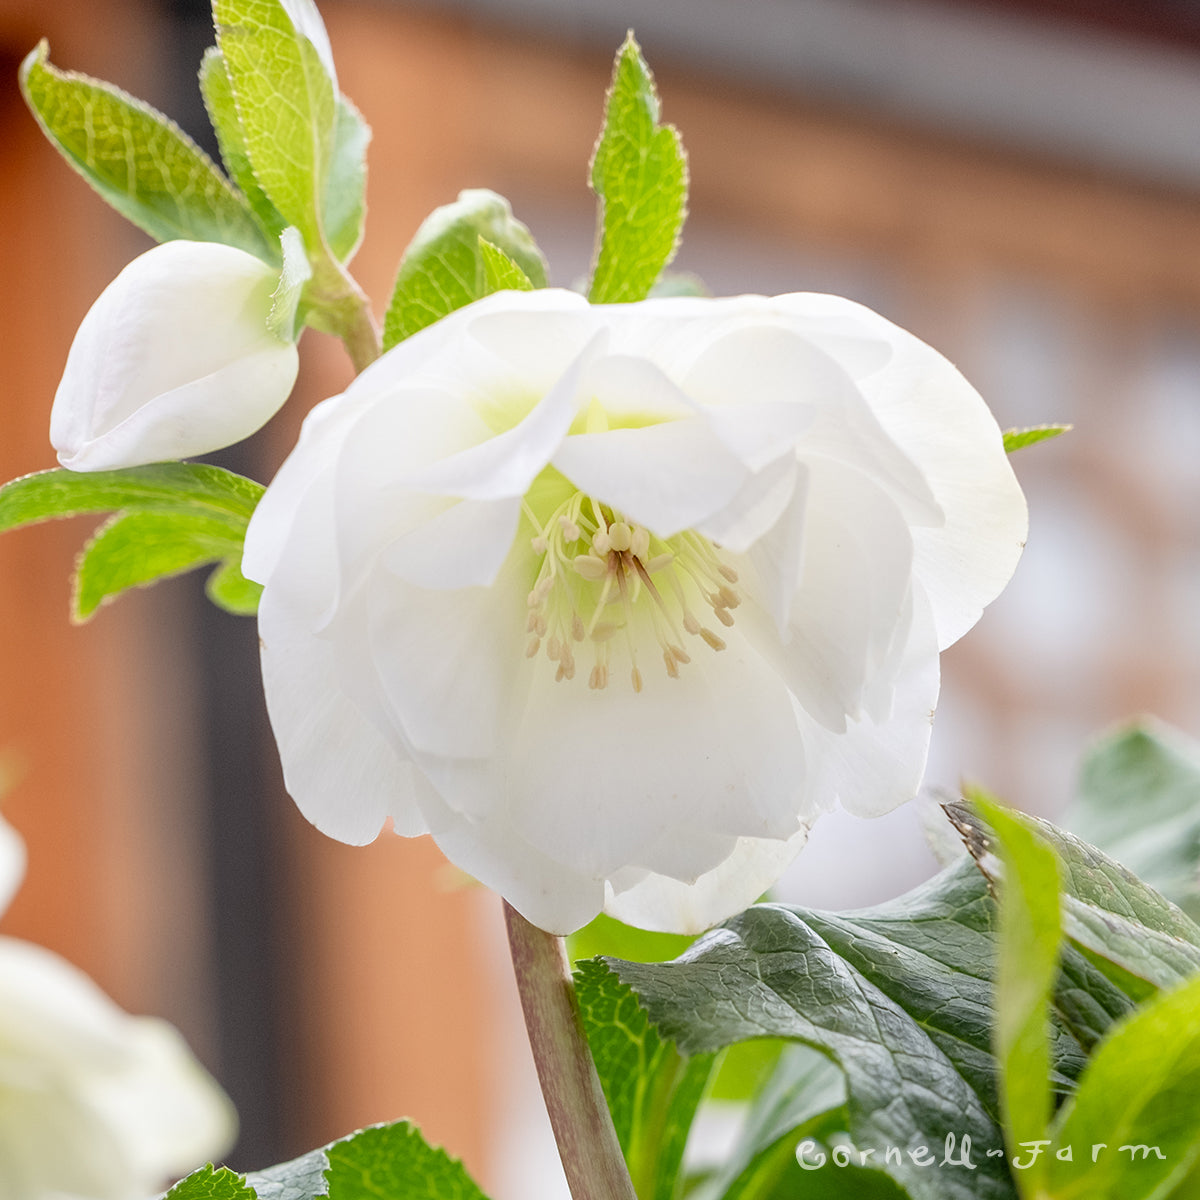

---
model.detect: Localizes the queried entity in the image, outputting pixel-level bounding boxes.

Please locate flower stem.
[504,902,638,1200]
[304,255,382,374]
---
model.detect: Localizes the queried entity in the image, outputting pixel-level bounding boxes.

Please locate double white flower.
[0,818,236,1198]
[243,289,1027,935]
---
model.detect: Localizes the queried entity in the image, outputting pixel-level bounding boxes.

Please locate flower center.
[521,488,740,692]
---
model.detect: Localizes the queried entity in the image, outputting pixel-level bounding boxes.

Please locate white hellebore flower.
[244,289,1027,935]
[51,240,299,471]
[0,817,236,1199]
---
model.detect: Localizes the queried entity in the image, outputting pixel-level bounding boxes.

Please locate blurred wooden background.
[5,0,1200,1192]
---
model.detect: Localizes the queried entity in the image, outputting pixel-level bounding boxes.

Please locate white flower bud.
[51,241,299,472]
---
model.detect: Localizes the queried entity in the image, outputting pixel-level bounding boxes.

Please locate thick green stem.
[504,902,639,1200]
[305,255,381,374]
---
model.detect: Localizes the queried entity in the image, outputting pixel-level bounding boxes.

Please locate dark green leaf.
[213,0,337,247]
[947,799,1200,995]
[0,464,263,532]
[588,33,688,304]
[1046,973,1200,1199]
[1002,425,1071,453]
[324,1122,489,1200]
[165,1165,258,1200]
[199,46,288,247]
[575,959,718,1200]
[979,797,1062,1195]
[382,190,549,349]
[323,97,370,263]
[1066,720,1200,921]
[608,867,1020,1200]
[244,1148,329,1200]
[20,41,272,260]
[73,509,243,620]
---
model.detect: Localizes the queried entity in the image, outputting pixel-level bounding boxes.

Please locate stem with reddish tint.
[504,902,639,1200]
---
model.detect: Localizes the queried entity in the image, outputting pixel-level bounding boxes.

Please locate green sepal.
[382,189,549,349]
[1003,425,1071,453]
[269,227,313,340]
[588,33,688,304]
[212,0,337,249]
[19,41,273,260]
[0,464,264,619]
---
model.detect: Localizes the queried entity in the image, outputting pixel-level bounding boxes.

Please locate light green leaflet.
[20,41,273,260]
[213,0,337,249]
[588,33,688,304]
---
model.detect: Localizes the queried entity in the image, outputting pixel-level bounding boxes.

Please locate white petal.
[52,242,298,471]
[258,556,424,842]
[777,293,1027,647]
[606,827,811,935]
[0,814,26,917]
[554,419,749,537]
[806,586,941,818]
[507,627,808,880]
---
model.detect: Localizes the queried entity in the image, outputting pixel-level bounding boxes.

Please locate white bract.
[0,818,236,1199]
[51,241,299,471]
[244,289,1027,935]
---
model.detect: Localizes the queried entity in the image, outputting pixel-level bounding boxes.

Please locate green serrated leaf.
[978,797,1062,1196]
[244,1147,329,1200]
[199,46,288,247]
[324,1122,489,1200]
[323,96,370,263]
[588,33,688,304]
[1002,425,1071,453]
[0,464,263,532]
[73,509,244,620]
[20,41,273,260]
[382,189,549,349]
[213,0,337,247]
[608,861,1022,1200]
[1065,720,1200,921]
[478,238,535,293]
[270,226,312,338]
[1046,973,1200,1199]
[165,1165,258,1200]
[948,797,1200,996]
[575,959,717,1200]
[206,558,263,615]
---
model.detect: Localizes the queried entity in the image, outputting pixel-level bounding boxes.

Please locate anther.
[670,644,690,664]
[700,628,726,651]
[645,554,674,573]
[531,535,547,554]
[573,555,608,581]
[608,522,632,553]
[525,637,540,658]
[560,516,581,541]
[630,527,650,559]
[547,636,562,661]
[719,565,738,583]
[571,614,585,641]
[631,666,644,693]
[589,664,608,690]
[683,613,701,635]
[715,607,735,628]
[718,585,740,609]
[592,530,611,555]
[663,650,679,678]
